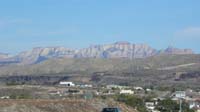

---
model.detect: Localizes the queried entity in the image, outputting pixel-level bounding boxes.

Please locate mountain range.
[0,42,199,88]
[0,42,194,65]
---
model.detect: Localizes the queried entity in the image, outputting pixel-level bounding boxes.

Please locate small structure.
[171,91,186,101]
[107,85,129,90]
[189,101,196,109]
[59,81,75,87]
[48,91,61,95]
[175,91,186,98]
[84,84,93,88]
[120,89,134,95]
[145,102,155,111]
[134,87,144,91]
[189,99,200,111]
[146,88,152,92]
[79,84,93,88]
[0,96,10,99]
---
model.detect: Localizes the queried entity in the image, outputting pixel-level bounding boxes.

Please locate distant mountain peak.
[0,42,195,64]
[164,46,194,54]
[115,41,130,45]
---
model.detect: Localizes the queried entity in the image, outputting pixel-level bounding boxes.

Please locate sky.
[0,0,200,54]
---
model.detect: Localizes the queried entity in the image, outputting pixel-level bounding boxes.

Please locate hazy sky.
[0,0,200,54]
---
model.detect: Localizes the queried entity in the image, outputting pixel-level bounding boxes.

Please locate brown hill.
[0,99,137,112]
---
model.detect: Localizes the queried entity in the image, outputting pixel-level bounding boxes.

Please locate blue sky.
[0,0,200,54]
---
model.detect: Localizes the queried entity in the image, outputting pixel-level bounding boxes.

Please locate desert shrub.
[10,93,32,99]
[156,98,194,112]
[115,94,147,112]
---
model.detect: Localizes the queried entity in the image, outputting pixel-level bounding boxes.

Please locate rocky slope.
[15,47,75,64]
[75,42,157,58]
[0,99,137,112]
[0,54,199,89]
[0,42,194,64]
[0,54,199,76]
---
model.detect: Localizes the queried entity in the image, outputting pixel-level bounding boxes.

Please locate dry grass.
[0,99,137,112]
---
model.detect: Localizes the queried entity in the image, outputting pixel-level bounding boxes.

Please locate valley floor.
[0,99,137,112]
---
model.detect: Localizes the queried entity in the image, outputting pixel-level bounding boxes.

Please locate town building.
[59,81,75,87]
[120,89,134,95]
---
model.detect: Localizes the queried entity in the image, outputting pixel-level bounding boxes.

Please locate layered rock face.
[163,46,194,54]
[15,42,160,64]
[15,47,75,64]
[75,42,157,58]
[0,42,194,64]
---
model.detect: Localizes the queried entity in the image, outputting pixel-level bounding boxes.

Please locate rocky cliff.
[0,42,194,64]
[15,47,75,64]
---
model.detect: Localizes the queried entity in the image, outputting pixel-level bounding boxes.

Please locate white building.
[48,91,61,95]
[59,81,75,87]
[120,89,134,94]
[107,85,129,90]
[145,102,155,110]
[189,101,196,109]
[0,96,10,99]
[134,87,144,91]
[80,84,93,88]
[175,91,186,98]
[146,88,152,92]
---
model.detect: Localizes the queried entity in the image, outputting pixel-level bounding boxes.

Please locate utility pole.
[179,98,182,112]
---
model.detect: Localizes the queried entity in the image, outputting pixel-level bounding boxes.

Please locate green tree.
[116,94,147,112]
[156,98,194,112]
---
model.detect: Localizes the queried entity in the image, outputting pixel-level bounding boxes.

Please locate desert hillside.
[0,99,137,112]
